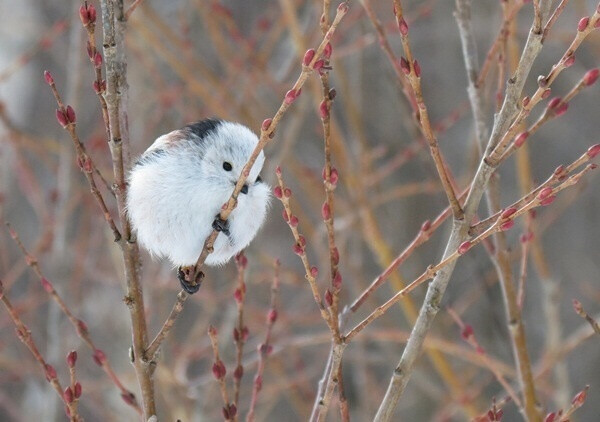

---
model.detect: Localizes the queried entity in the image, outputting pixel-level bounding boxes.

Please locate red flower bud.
[41,277,53,293]
[77,319,88,335]
[261,118,272,131]
[514,131,528,147]
[289,215,299,227]
[554,102,568,116]
[93,349,106,366]
[544,412,557,422]
[94,52,103,68]
[121,392,136,406]
[56,109,68,127]
[234,365,244,381]
[461,324,474,340]
[500,220,514,231]
[324,289,333,306]
[319,100,329,119]
[399,57,410,75]
[541,88,551,98]
[313,59,325,72]
[332,271,342,289]
[275,165,282,176]
[583,68,599,86]
[273,186,283,198]
[212,360,226,380]
[578,16,589,31]
[67,350,77,368]
[538,187,553,200]
[501,207,517,219]
[421,220,431,232]
[323,42,332,59]
[310,266,318,278]
[331,247,339,265]
[79,5,90,25]
[322,202,331,220]
[74,382,82,398]
[329,168,339,185]
[64,387,74,404]
[234,288,243,304]
[303,49,315,66]
[283,188,292,198]
[458,241,472,255]
[292,243,303,255]
[563,54,575,68]
[241,326,249,341]
[548,97,561,109]
[44,70,54,85]
[587,144,600,159]
[267,309,278,323]
[284,89,300,105]
[45,364,57,381]
[413,60,421,77]
[398,17,409,36]
[540,195,556,206]
[65,105,76,123]
[571,386,588,407]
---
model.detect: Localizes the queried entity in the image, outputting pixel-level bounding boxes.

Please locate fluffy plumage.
[126,119,270,267]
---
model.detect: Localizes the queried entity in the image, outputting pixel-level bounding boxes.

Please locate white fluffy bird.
[126,119,270,293]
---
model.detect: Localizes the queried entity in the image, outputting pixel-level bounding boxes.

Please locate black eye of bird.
[223,162,233,171]
[256,175,263,183]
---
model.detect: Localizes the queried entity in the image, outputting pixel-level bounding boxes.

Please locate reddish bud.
[329,168,339,185]
[310,266,318,278]
[87,4,97,23]
[322,202,331,220]
[554,102,569,116]
[64,387,74,404]
[420,220,431,232]
[571,386,588,407]
[273,186,283,198]
[500,220,514,231]
[397,18,409,36]
[573,299,583,313]
[501,207,517,219]
[413,60,421,77]
[461,324,474,340]
[563,54,575,68]
[241,326,249,341]
[94,52,102,68]
[67,350,77,368]
[554,165,566,180]
[74,382,82,398]
[541,88,551,98]
[267,309,278,323]
[587,144,600,159]
[45,364,57,381]
[282,209,289,222]
[332,271,342,289]
[56,109,68,127]
[583,68,599,86]
[44,70,54,85]
[289,215,299,227]
[275,165,282,176]
[121,392,136,406]
[76,319,88,335]
[520,231,533,243]
[324,289,333,306]
[212,360,226,380]
[283,188,292,198]
[538,187,553,200]
[234,365,243,381]
[79,5,90,25]
[284,89,300,105]
[514,131,528,147]
[544,412,557,422]
[93,349,106,366]
[540,195,556,206]
[337,2,349,14]
[292,243,303,255]
[313,59,325,72]
[65,105,76,123]
[578,17,589,31]
[458,241,472,255]
[548,97,561,109]
[228,403,237,418]
[323,42,332,59]
[234,288,243,304]
[303,49,315,66]
[331,247,339,265]
[261,118,272,131]
[400,57,410,75]
[41,277,53,293]
[235,253,248,269]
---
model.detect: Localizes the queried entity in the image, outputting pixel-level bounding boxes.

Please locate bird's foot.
[177,266,204,294]
[212,215,230,236]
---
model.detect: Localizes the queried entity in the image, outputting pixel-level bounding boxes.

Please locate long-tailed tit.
[126,119,270,293]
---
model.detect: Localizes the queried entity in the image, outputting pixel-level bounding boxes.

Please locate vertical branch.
[99,0,155,418]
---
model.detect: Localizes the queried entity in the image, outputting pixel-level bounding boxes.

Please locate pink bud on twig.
[514,132,528,147]
[324,289,333,306]
[64,387,74,404]
[319,100,329,119]
[541,88,551,98]
[538,187,553,200]
[44,70,54,85]
[93,349,106,366]
[74,382,82,398]
[563,54,575,68]
[544,412,557,422]
[45,364,57,381]
[292,243,303,255]
[571,386,588,407]
[289,215,299,227]
[212,360,226,380]
[331,247,339,265]
[313,59,325,73]
[267,309,278,323]
[421,220,431,232]
[66,105,76,123]
[283,188,292,198]
[583,68,599,86]
[67,350,78,368]
[547,97,561,109]
[540,196,556,206]
[273,186,283,198]
[56,109,68,127]
[500,220,514,231]
[94,52,103,68]
[323,43,333,60]
[332,271,342,289]
[329,168,339,186]
[461,324,474,340]
[458,241,472,255]
[282,209,289,222]
[587,144,600,159]
[413,60,421,77]
[322,202,331,220]
[554,102,568,116]
[578,17,590,31]
[397,17,409,36]
[234,365,243,381]
[76,319,88,335]
[400,57,410,75]
[284,89,300,105]
[501,207,517,219]
[310,266,319,277]
[234,288,243,304]
[261,118,272,131]
[303,49,315,66]
[41,277,53,293]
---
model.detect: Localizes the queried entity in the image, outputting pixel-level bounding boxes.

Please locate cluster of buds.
[55,106,76,128]
[79,3,97,27]
[399,57,421,77]
[498,207,517,231]
[537,187,556,206]
[222,403,237,420]
[322,166,339,188]
[212,359,226,380]
[232,326,249,342]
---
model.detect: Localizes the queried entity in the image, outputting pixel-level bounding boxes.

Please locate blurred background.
[0,0,599,420]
